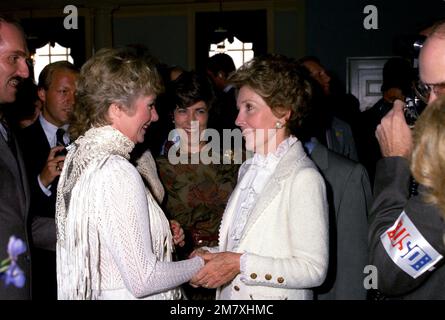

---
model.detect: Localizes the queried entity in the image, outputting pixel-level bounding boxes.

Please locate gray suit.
[326,117,359,162]
[0,129,31,299]
[310,143,371,300]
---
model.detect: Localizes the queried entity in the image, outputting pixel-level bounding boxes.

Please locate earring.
[275,121,283,129]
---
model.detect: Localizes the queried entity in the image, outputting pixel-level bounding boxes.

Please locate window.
[31,42,74,83]
[209,37,254,69]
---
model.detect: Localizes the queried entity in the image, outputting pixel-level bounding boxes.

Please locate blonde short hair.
[411,96,445,216]
[69,47,163,139]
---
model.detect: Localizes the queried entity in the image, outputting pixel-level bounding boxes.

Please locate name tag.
[380,211,443,279]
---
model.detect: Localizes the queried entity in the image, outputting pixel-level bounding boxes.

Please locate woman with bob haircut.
[191,54,329,300]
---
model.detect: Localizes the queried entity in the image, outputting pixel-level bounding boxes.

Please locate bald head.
[419,21,445,103]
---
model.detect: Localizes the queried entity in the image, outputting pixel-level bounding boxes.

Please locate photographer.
[360,57,415,185]
[368,21,445,299]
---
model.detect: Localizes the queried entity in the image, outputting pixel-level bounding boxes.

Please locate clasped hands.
[188,249,241,289]
[168,222,241,289]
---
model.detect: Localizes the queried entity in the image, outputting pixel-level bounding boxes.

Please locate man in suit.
[0,15,32,300]
[18,61,79,300]
[299,57,360,162]
[304,140,372,299]
[360,57,415,185]
[298,72,372,299]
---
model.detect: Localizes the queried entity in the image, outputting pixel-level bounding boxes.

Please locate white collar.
[248,135,298,167]
[39,114,69,146]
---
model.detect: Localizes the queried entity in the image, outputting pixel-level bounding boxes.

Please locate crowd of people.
[1,13,445,300]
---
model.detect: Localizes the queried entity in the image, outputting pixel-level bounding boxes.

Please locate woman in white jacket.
[191,54,329,300]
[56,48,203,300]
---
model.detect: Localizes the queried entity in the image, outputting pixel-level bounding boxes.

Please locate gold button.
[277,277,284,284]
[234,285,240,291]
[265,274,272,280]
[250,273,257,279]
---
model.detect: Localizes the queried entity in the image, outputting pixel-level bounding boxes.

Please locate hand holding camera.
[376,99,413,159]
[403,96,421,128]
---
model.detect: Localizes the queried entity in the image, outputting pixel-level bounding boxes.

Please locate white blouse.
[227,136,298,251]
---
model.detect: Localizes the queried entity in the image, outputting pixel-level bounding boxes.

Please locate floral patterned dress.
[156,153,239,251]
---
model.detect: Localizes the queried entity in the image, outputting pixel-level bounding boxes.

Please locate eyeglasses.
[414,80,445,103]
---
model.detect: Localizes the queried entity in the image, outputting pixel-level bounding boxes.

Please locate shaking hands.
[189,250,241,289]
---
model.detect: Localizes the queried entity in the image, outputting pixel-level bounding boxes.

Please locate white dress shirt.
[227,136,298,251]
[38,114,69,196]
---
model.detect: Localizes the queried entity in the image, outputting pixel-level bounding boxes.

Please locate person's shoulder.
[100,154,139,177]
[16,121,47,152]
[331,116,353,131]
[325,146,360,169]
[18,118,42,138]
[291,155,325,185]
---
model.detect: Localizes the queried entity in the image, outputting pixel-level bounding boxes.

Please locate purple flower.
[7,236,26,261]
[2,262,25,288]
[1,236,27,289]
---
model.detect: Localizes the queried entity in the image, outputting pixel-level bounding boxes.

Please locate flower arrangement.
[0,236,26,288]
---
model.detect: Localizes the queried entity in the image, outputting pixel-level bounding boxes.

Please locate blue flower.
[0,235,26,289]
[7,236,26,261]
[2,262,25,288]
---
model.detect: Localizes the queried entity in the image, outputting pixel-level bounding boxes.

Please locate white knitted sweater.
[56,126,203,300]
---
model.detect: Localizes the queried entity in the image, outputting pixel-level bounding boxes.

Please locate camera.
[404,96,422,128]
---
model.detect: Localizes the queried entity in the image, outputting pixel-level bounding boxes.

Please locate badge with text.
[381,211,443,279]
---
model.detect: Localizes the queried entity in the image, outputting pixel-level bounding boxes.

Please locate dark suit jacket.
[17,120,57,299]
[310,143,372,300]
[0,129,32,300]
[369,157,445,299]
[18,120,58,220]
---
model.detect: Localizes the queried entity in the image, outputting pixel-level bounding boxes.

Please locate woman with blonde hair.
[411,96,445,215]
[56,48,203,300]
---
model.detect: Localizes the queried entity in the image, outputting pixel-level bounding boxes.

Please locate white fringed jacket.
[55,126,203,300]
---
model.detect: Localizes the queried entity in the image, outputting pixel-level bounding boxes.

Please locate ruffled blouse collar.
[228,136,297,244]
[238,136,298,193]
[79,125,135,160]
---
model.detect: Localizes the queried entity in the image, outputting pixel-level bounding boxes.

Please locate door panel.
[347,57,395,111]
